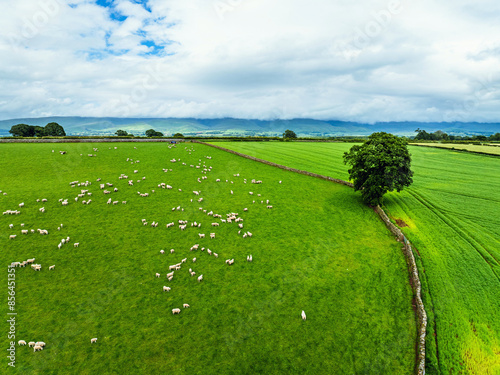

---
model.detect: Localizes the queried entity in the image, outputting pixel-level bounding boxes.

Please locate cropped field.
[410,143,500,156]
[0,142,415,374]
[214,141,500,375]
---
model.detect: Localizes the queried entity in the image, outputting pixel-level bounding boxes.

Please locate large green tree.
[343,132,414,206]
[145,129,163,137]
[9,124,34,137]
[45,122,66,136]
[283,129,297,139]
[115,129,128,136]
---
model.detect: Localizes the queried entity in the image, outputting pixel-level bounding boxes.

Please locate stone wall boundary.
[198,140,426,375]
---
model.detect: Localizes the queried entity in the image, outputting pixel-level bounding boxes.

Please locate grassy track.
[0,142,415,374]
[213,141,500,375]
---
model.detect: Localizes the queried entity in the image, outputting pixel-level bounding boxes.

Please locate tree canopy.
[173,133,184,138]
[9,122,66,137]
[9,124,35,137]
[343,132,414,206]
[145,129,164,137]
[115,129,129,136]
[44,122,66,136]
[283,129,297,139]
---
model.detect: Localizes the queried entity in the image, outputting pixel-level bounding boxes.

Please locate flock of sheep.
[4,142,308,355]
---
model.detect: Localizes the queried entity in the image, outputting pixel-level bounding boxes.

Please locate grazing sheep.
[213,252,218,258]
[168,276,173,281]
[36,342,45,347]
[192,258,196,262]
[183,304,190,308]
[210,233,215,239]
[190,271,196,276]
[28,342,36,347]
[163,286,171,292]
[74,243,79,247]
[199,233,205,238]
[33,345,43,352]
[181,258,187,263]
[21,230,28,234]
[9,235,16,239]
[155,273,160,278]
[172,308,181,314]
[197,275,203,282]
[18,340,26,346]
[49,265,55,270]
[247,255,253,262]
[160,250,165,254]
[9,224,13,229]
[301,311,306,320]
[91,338,97,343]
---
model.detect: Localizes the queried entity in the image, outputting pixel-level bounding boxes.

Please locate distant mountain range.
[0,117,498,137]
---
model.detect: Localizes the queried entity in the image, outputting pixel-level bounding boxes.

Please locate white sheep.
[160,250,165,254]
[91,338,97,343]
[33,345,43,352]
[155,273,160,278]
[28,342,36,347]
[301,311,306,320]
[198,275,203,282]
[192,258,196,262]
[183,304,190,308]
[172,308,181,314]
[36,342,45,347]
[74,243,79,247]
[49,265,55,270]
[9,235,16,239]
[18,340,26,346]
[163,286,171,292]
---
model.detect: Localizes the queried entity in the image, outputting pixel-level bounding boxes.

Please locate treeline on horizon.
[5,122,500,142]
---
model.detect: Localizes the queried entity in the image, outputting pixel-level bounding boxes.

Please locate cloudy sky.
[1,0,500,123]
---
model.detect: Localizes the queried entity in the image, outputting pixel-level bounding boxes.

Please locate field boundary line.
[197,140,427,375]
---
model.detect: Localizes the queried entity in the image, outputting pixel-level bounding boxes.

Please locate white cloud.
[0,0,499,123]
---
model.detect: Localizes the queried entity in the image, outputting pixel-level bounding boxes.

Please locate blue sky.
[1,0,500,123]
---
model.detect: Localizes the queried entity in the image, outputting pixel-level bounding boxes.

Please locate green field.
[213,141,500,374]
[1,142,415,374]
[411,143,500,156]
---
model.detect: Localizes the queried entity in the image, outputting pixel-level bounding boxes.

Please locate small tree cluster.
[415,128,500,141]
[9,122,66,137]
[145,129,164,137]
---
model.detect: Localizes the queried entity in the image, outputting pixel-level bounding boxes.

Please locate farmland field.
[0,142,416,374]
[213,141,500,375]
[410,143,500,156]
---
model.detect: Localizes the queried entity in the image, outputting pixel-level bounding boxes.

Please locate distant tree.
[33,126,46,137]
[283,129,297,139]
[414,128,430,140]
[45,122,66,136]
[145,129,163,137]
[173,133,184,138]
[9,124,34,137]
[115,129,128,136]
[343,132,414,206]
[490,133,500,141]
[476,135,488,141]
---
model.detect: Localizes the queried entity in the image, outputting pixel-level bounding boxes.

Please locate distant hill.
[0,117,498,137]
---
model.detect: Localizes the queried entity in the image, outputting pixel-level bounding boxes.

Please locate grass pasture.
[410,143,500,156]
[214,141,500,374]
[1,142,416,374]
